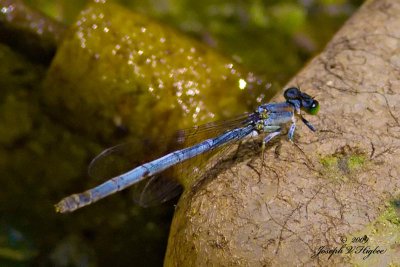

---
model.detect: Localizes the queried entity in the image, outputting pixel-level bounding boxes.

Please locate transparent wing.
[88,113,254,207]
[129,170,183,207]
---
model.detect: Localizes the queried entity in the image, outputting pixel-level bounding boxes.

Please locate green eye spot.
[307,101,319,115]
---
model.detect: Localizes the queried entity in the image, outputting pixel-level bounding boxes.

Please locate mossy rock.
[43,1,270,145]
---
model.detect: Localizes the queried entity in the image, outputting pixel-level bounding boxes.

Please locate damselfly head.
[284,87,319,115]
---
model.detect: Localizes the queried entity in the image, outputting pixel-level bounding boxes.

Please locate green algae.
[385,201,400,226]
[42,1,272,189]
[320,155,338,170]
[347,155,366,171]
[320,147,368,182]
[43,1,269,143]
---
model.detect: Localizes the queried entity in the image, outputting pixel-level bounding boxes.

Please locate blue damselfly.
[55,87,319,213]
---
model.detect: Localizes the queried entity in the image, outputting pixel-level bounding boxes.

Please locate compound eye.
[284,87,301,100]
[300,91,313,100]
[304,100,319,115]
[301,98,314,108]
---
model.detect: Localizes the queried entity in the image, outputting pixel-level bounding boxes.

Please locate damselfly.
[55,87,319,213]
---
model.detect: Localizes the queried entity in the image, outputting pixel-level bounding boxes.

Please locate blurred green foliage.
[1,0,363,266]
[43,2,271,142]
[27,0,363,87]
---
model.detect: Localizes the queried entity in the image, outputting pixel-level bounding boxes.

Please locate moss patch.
[319,146,368,182]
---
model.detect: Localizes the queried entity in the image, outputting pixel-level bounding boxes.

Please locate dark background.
[0,0,363,266]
